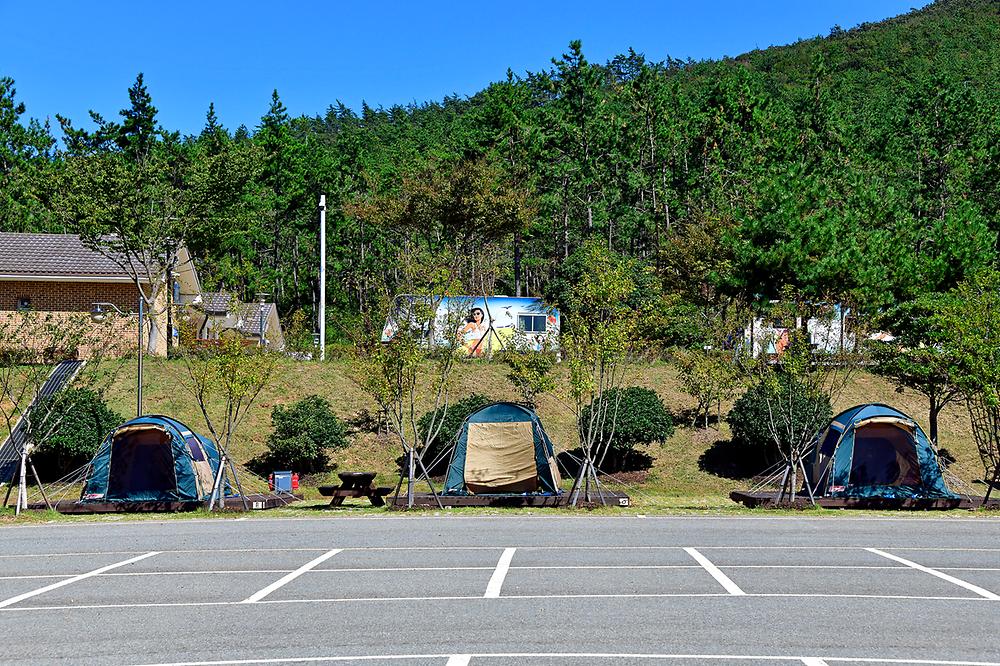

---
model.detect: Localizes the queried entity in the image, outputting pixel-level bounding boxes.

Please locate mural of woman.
[457,307,490,356]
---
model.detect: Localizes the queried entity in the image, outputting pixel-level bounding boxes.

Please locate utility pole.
[319,194,326,361]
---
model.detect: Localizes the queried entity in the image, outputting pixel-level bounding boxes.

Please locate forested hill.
[0,0,997,344]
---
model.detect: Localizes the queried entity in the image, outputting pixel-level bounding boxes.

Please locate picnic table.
[318,472,393,507]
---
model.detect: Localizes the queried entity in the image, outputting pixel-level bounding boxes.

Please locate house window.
[518,314,547,333]
[16,297,30,311]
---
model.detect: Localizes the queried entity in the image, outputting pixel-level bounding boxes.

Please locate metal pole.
[137,297,143,417]
[319,194,326,362]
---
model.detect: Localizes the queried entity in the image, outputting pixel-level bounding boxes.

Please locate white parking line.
[4,545,1000,559]
[126,652,1000,666]
[485,548,516,598]
[241,549,342,603]
[3,590,995,613]
[684,547,745,596]
[866,548,1000,600]
[0,551,160,609]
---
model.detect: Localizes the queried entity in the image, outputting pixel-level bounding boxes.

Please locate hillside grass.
[91,355,985,510]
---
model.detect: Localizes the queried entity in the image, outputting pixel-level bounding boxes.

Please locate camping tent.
[81,415,225,503]
[805,404,957,499]
[444,402,562,495]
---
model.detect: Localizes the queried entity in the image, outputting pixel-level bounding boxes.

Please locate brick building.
[0,233,201,357]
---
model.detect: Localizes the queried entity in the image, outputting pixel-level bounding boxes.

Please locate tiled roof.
[200,292,233,314]
[0,232,135,279]
[237,303,274,337]
[201,292,276,337]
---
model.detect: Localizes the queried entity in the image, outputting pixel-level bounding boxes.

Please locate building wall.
[0,280,169,358]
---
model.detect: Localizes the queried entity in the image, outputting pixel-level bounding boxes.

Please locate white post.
[319,194,326,362]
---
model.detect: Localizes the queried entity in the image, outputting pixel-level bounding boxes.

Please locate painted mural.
[382,295,559,357]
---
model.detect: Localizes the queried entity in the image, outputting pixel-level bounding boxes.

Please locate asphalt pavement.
[1,514,999,666]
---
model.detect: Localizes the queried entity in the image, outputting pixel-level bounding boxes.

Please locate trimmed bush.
[251,395,347,475]
[28,388,125,480]
[726,374,832,467]
[582,386,674,450]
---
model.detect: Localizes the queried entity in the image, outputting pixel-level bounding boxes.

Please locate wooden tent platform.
[388,491,631,509]
[730,490,999,510]
[27,493,298,514]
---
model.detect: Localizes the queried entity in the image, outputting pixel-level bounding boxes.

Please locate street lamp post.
[91,299,144,417]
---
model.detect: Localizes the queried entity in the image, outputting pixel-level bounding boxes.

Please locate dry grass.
[92,356,988,510]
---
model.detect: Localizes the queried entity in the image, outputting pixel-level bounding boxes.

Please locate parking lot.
[1,515,999,665]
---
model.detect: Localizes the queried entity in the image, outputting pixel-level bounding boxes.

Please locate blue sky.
[3,1,928,137]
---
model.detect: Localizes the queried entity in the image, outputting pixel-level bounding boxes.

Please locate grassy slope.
[102,357,983,508]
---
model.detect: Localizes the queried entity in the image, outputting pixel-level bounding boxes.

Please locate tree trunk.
[929,397,940,445]
[146,314,160,355]
[513,231,522,297]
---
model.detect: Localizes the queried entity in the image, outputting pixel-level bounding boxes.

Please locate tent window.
[186,436,206,461]
[107,428,175,499]
[518,314,547,333]
[849,423,921,487]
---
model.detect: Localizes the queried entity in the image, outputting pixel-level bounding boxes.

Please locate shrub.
[576,386,673,472]
[411,393,493,475]
[581,386,674,451]
[28,388,125,480]
[252,395,347,475]
[726,374,832,467]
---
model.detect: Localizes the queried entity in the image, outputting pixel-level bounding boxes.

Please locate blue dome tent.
[444,402,562,495]
[81,415,228,503]
[806,404,957,500]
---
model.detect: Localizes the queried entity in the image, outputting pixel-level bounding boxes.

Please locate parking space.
[1,516,999,665]
[2,543,998,609]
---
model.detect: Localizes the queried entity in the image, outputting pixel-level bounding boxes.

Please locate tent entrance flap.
[849,422,921,487]
[465,421,537,493]
[107,426,176,500]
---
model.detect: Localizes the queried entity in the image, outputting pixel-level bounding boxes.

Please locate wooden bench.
[319,472,393,507]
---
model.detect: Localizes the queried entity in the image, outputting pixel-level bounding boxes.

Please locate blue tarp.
[806,404,957,499]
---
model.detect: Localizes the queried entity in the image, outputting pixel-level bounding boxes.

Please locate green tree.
[872,295,962,444]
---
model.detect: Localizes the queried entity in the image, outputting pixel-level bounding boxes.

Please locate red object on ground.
[292,473,299,490]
